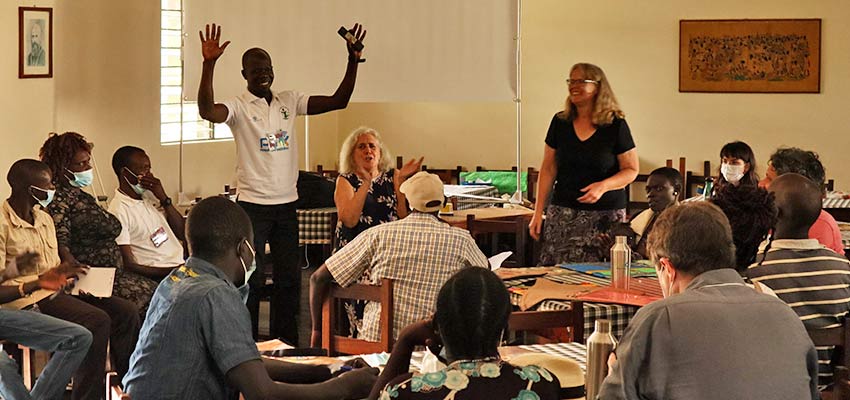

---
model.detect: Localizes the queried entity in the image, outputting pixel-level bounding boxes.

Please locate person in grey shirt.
[123,197,377,400]
[599,202,819,400]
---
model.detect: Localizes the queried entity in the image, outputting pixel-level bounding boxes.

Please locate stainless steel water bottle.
[586,319,617,400]
[610,236,631,290]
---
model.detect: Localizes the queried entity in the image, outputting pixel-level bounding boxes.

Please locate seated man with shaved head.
[1,159,140,400]
[747,173,850,388]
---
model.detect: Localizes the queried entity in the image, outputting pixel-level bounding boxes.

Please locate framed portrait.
[19,7,53,79]
[679,19,821,93]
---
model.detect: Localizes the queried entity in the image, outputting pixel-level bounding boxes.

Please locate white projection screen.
[183,0,517,102]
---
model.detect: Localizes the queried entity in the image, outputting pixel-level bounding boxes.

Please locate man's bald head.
[7,159,51,191]
[241,48,271,68]
[769,173,822,233]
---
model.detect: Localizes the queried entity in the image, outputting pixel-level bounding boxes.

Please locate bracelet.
[18,282,28,298]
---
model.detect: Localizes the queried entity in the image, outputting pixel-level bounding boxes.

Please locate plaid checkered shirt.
[325,212,488,342]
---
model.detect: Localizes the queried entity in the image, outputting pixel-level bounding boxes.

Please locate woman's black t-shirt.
[544,113,635,210]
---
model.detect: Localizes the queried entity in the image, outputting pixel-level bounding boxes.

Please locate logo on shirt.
[260,130,290,152]
[280,106,290,120]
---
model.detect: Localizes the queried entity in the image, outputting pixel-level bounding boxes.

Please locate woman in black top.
[530,63,639,264]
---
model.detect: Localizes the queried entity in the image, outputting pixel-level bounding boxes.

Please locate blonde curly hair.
[338,126,394,175]
[560,63,624,126]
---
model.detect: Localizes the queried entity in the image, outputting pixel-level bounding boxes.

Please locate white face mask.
[721,163,746,184]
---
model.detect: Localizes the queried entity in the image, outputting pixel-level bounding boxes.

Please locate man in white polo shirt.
[109,146,185,281]
[197,22,366,343]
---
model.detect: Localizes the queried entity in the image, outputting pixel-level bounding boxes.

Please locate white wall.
[0,0,56,199]
[40,0,850,205]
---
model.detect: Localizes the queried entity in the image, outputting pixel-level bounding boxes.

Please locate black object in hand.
[338,26,364,51]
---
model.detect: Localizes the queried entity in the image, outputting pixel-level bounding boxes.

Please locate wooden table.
[441,207,534,229]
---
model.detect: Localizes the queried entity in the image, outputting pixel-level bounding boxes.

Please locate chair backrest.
[834,366,850,400]
[466,214,527,267]
[626,173,651,217]
[527,167,539,204]
[422,165,464,184]
[807,318,850,369]
[508,305,585,344]
[106,372,131,400]
[476,166,518,172]
[322,278,394,356]
[684,161,713,198]
[316,164,339,179]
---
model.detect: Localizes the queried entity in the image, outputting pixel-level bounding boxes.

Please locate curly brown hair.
[38,132,92,183]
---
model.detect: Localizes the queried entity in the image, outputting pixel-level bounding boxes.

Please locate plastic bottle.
[703,176,715,200]
[610,236,631,291]
[585,319,618,400]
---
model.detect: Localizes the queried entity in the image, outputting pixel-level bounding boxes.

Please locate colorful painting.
[679,19,820,93]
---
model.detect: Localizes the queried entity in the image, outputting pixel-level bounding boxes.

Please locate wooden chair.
[422,165,464,184]
[396,156,403,169]
[0,341,34,390]
[625,173,651,218]
[106,371,131,400]
[322,278,394,356]
[807,319,850,400]
[684,161,713,199]
[827,179,836,192]
[466,214,528,267]
[832,366,850,400]
[508,304,585,344]
[315,164,339,179]
[527,167,539,204]
[476,166,518,172]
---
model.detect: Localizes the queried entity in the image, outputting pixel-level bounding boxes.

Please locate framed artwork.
[19,7,53,79]
[679,19,821,93]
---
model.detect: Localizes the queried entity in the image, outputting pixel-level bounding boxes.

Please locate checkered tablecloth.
[454,186,501,210]
[297,207,337,245]
[824,197,850,209]
[514,342,588,371]
[505,271,640,342]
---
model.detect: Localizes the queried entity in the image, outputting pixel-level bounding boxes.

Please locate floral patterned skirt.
[113,269,159,321]
[538,205,627,265]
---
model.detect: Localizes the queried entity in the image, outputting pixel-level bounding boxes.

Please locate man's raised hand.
[199,23,231,62]
[344,23,367,60]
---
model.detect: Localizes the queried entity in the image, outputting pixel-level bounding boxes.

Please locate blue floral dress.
[335,169,399,250]
[380,359,560,400]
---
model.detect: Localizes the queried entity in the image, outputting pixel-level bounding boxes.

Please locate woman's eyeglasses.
[566,78,600,85]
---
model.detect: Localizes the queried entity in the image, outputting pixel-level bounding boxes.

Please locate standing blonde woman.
[529,63,639,264]
[335,127,422,249]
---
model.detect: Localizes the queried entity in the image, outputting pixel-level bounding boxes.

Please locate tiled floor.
[258,246,324,348]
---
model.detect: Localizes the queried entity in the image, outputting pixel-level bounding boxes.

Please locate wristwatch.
[161,197,173,207]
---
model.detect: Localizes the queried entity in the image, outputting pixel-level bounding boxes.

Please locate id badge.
[150,227,169,248]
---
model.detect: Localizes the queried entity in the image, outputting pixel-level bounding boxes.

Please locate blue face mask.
[238,240,257,304]
[67,168,94,188]
[30,186,55,208]
[122,167,146,195]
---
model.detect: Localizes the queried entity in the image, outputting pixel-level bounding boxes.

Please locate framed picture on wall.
[19,7,53,79]
[679,19,821,93]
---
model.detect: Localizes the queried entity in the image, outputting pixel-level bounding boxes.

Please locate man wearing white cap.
[309,172,488,346]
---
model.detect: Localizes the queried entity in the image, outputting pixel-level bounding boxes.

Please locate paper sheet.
[71,267,115,298]
[489,251,513,270]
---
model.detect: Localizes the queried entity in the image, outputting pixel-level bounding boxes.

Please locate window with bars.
[160,0,232,144]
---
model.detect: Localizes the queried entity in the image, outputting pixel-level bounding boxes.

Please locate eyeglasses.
[566,78,599,86]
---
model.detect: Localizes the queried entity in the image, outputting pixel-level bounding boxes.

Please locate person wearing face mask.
[1,159,140,400]
[529,63,639,264]
[598,202,818,400]
[335,126,423,250]
[108,146,186,283]
[717,141,760,189]
[124,196,379,400]
[39,132,159,320]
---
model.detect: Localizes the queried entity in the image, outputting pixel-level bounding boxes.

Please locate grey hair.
[338,126,393,175]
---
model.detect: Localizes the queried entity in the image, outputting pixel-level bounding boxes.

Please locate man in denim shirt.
[124,197,377,400]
